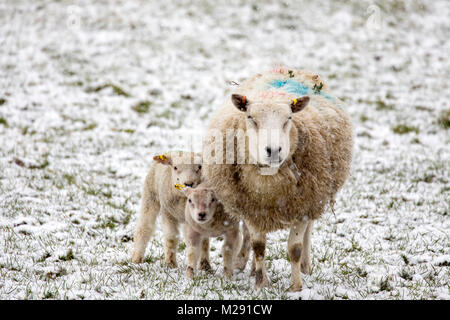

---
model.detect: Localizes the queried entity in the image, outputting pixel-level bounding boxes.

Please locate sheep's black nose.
[185,183,194,187]
[265,147,282,158]
[198,212,206,219]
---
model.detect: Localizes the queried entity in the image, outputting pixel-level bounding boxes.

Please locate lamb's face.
[153,153,202,188]
[231,94,310,167]
[170,162,202,188]
[185,188,217,224]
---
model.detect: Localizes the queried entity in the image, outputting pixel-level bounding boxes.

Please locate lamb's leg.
[199,238,211,271]
[247,223,268,289]
[186,228,201,279]
[301,220,314,274]
[161,213,179,268]
[250,254,256,277]
[222,227,240,278]
[234,222,251,272]
[288,218,310,291]
[131,196,160,263]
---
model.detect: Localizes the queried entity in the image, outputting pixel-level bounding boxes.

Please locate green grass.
[0,117,8,127]
[58,249,75,261]
[392,124,419,134]
[376,99,395,111]
[132,101,152,114]
[88,83,130,97]
[437,109,450,129]
[360,115,369,122]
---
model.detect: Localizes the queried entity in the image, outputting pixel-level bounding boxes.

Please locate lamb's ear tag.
[153,154,167,161]
[153,154,172,165]
[292,98,298,105]
[174,184,186,190]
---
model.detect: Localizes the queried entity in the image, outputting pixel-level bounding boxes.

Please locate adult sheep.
[202,68,353,291]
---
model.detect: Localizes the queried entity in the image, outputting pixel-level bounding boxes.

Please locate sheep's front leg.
[199,238,211,271]
[301,220,314,274]
[161,213,179,268]
[247,223,268,289]
[288,218,310,291]
[186,228,201,279]
[222,227,240,278]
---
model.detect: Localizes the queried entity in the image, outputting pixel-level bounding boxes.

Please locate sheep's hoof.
[234,257,248,272]
[254,270,269,289]
[186,266,195,279]
[289,283,303,292]
[301,262,312,274]
[131,252,144,264]
[224,267,233,279]
[199,259,212,272]
[254,279,269,289]
[165,260,178,269]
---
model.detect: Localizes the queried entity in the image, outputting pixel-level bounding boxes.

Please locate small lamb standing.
[182,184,245,279]
[202,68,353,291]
[131,151,204,268]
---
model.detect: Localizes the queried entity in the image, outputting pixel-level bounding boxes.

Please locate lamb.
[181,184,247,279]
[202,68,353,291]
[131,151,204,268]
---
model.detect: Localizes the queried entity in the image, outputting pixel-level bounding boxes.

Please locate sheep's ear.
[153,154,172,166]
[291,96,310,113]
[231,94,248,112]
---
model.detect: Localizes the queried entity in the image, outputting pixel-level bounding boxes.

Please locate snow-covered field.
[0,0,449,300]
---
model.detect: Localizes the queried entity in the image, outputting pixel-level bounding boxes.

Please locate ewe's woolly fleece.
[203,69,353,233]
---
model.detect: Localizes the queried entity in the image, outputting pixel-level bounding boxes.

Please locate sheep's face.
[170,163,202,188]
[153,153,202,189]
[231,94,309,167]
[184,187,217,224]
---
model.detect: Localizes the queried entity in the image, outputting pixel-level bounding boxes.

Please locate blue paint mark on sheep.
[269,79,334,101]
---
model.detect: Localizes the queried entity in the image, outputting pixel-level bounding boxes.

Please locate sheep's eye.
[211,198,215,202]
[198,165,202,170]
[188,199,192,203]
[174,166,178,171]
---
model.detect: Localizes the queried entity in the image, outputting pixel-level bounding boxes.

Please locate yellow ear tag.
[174,184,186,190]
[159,154,167,161]
[292,98,298,105]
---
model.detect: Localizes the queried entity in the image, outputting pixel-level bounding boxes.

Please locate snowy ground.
[0,0,449,300]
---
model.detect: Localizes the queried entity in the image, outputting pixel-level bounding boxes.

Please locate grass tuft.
[88,83,130,97]
[59,249,75,261]
[437,109,450,129]
[392,124,419,134]
[376,99,394,111]
[132,101,152,114]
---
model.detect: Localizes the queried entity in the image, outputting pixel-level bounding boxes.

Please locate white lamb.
[131,151,204,268]
[182,184,247,279]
